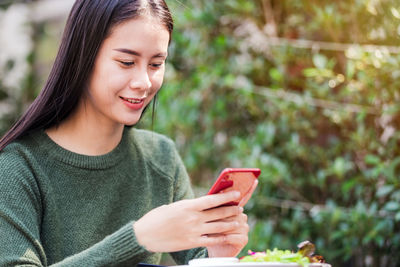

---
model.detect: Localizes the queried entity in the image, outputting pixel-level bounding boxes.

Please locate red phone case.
[207,168,261,205]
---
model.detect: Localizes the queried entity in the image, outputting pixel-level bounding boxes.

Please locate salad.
[239,241,326,267]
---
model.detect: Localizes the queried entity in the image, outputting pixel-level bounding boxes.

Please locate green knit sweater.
[0,127,207,266]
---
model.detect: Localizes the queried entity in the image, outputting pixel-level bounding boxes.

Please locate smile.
[120,97,144,104]
[120,96,146,111]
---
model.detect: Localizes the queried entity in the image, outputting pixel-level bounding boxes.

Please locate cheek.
[91,57,128,91]
[107,73,129,92]
[150,70,165,94]
[94,73,129,102]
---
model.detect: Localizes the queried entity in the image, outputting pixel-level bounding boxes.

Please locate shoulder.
[0,137,43,226]
[127,128,181,174]
[0,135,37,170]
[0,135,41,195]
[129,128,176,155]
[0,131,46,184]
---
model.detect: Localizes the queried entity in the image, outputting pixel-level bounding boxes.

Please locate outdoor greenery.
[1,1,400,267]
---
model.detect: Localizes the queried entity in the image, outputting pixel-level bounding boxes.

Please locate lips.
[120,96,145,110]
[120,96,144,103]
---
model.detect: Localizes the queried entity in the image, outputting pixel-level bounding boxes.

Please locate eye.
[150,62,164,68]
[118,60,134,67]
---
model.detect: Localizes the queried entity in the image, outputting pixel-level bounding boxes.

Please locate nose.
[129,66,152,94]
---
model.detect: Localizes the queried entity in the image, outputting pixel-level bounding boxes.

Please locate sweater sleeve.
[168,144,208,265]
[51,222,151,266]
[0,156,151,267]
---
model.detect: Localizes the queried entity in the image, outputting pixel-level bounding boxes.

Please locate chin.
[121,117,141,127]
[123,120,139,126]
[118,110,147,127]
[124,122,138,127]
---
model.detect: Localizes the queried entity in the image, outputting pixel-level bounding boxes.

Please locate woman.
[0,0,257,266]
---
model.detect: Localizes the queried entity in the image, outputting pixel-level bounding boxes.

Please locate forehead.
[103,16,170,53]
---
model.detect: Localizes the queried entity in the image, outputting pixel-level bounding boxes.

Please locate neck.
[46,105,125,156]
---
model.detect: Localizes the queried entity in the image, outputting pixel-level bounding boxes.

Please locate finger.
[211,213,247,224]
[224,233,249,246]
[202,205,243,222]
[201,220,240,235]
[208,215,249,235]
[222,221,249,235]
[239,179,258,207]
[203,233,249,246]
[196,234,227,247]
[193,191,241,211]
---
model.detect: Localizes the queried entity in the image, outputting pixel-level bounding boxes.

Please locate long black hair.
[0,0,173,151]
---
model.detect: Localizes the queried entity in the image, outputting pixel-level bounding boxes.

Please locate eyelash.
[119,61,134,66]
[118,61,163,68]
[150,63,163,68]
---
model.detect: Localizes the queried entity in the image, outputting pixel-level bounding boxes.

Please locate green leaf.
[396,212,400,221]
[313,53,328,69]
[303,68,319,77]
[364,154,381,165]
[346,60,356,79]
[384,201,400,212]
[269,68,283,82]
[376,185,394,198]
[384,157,400,182]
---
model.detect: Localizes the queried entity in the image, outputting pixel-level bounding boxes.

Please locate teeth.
[124,98,142,104]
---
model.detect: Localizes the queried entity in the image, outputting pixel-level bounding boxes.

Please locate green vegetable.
[240,248,310,267]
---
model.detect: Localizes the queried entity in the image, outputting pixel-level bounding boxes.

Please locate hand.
[133,191,243,253]
[206,212,249,257]
[207,179,258,257]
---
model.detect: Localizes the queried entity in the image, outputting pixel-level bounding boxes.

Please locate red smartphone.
[207,168,261,205]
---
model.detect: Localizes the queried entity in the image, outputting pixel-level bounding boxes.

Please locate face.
[83,16,169,129]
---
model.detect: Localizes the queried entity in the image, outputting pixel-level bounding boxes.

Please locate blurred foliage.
[1,0,400,267]
[141,1,400,266]
[0,2,34,132]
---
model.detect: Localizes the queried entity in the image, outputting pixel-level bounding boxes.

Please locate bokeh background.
[1,0,400,266]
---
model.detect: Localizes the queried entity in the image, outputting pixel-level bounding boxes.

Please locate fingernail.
[234,191,241,198]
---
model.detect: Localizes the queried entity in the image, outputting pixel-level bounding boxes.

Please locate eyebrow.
[113,48,167,58]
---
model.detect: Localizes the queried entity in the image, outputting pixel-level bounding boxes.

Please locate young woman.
[0,0,257,266]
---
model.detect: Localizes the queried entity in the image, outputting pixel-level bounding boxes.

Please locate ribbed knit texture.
[0,127,207,266]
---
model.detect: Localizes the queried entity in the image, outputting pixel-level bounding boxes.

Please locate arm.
[169,146,208,264]
[0,160,149,266]
[167,144,259,259]
[132,144,251,264]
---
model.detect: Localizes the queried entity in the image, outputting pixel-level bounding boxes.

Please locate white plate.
[171,258,332,267]
[189,257,239,266]
[188,258,239,266]
[194,263,331,267]
[174,264,331,267]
